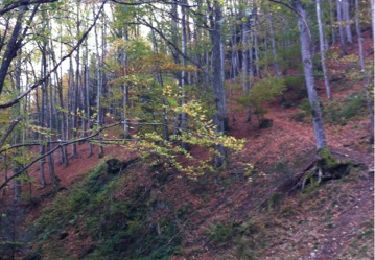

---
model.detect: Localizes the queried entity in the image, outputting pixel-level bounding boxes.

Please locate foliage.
[238,76,287,119]
[283,75,306,102]
[207,221,240,244]
[127,99,244,179]
[33,161,182,260]
[277,45,302,73]
[324,92,367,124]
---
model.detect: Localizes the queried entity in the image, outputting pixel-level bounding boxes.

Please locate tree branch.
[0,0,107,109]
[0,121,121,191]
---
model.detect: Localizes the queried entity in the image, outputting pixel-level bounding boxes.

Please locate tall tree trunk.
[295,0,327,150]
[268,12,281,76]
[241,9,251,92]
[316,0,332,99]
[328,0,336,45]
[343,0,353,43]
[354,0,365,71]
[84,39,94,157]
[72,1,80,159]
[336,0,347,52]
[253,27,260,78]
[180,0,188,132]
[209,0,227,166]
[371,0,375,40]
[94,8,104,158]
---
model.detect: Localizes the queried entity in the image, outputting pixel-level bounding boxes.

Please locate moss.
[318,148,337,169]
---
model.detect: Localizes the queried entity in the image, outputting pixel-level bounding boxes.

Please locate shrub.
[238,76,287,121]
[207,221,240,244]
[278,45,303,73]
[281,76,307,108]
[284,75,306,98]
[324,92,367,124]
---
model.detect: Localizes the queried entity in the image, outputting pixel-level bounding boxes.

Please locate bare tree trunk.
[180,0,188,132]
[295,0,327,150]
[268,12,281,77]
[354,0,365,72]
[209,0,227,166]
[253,27,260,78]
[38,54,46,188]
[371,0,375,40]
[119,27,129,139]
[84,39,94,157]
[72,1,80,159]
[316,0,332,99]
[328,0,336,45]
[50,36,68,166]
[343,0,353,43]
[241,9,251,92]
[94,8,104,158]
[336,0,347,52]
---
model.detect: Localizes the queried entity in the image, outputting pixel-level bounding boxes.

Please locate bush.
[238,76,287,121]
[324,92,367,124]
[278,45,303,73]
[208,221,240,244]
[281,76,307,108]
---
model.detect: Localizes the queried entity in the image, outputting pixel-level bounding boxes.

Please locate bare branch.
[0,0,107,109]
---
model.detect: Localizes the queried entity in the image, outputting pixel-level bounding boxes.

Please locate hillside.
[0,0,374,259]
[0,32,372,259]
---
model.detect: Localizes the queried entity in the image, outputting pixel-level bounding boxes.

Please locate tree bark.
[268,12,281,77]
[295,0,327,150]
[354,0,365,72]
[343,0,353,43]
[336,0,347,52]
[316,0,332,99]
[208,0,228,166]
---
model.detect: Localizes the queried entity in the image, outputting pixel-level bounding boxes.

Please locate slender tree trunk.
[120,27,129,139]
[316,0,332,99]
[38,57,46,188]
[343,0,353,43]
[337,0,347,52]
[84,39,94,157]
[295,0,327,150]
[371,0,375,40]
[253,27,260,78]
[72,2,80,159]
[180,0,188,132]
[241,8,251,92]
[354,0,365,71]
[268,12,281,76]
[329,0,336,45]
[94,9,104,158]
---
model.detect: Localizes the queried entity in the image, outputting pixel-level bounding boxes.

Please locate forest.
[0,0,374,259]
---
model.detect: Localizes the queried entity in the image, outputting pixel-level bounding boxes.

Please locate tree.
[294,0,327,150]
[316,0,331,99]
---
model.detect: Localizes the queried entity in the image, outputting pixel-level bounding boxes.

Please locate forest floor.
[0,33,374,259]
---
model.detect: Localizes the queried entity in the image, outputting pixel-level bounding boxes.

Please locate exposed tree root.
[277,149,353,194]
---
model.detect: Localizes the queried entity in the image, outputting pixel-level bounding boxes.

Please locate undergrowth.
[31,160,182,260]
